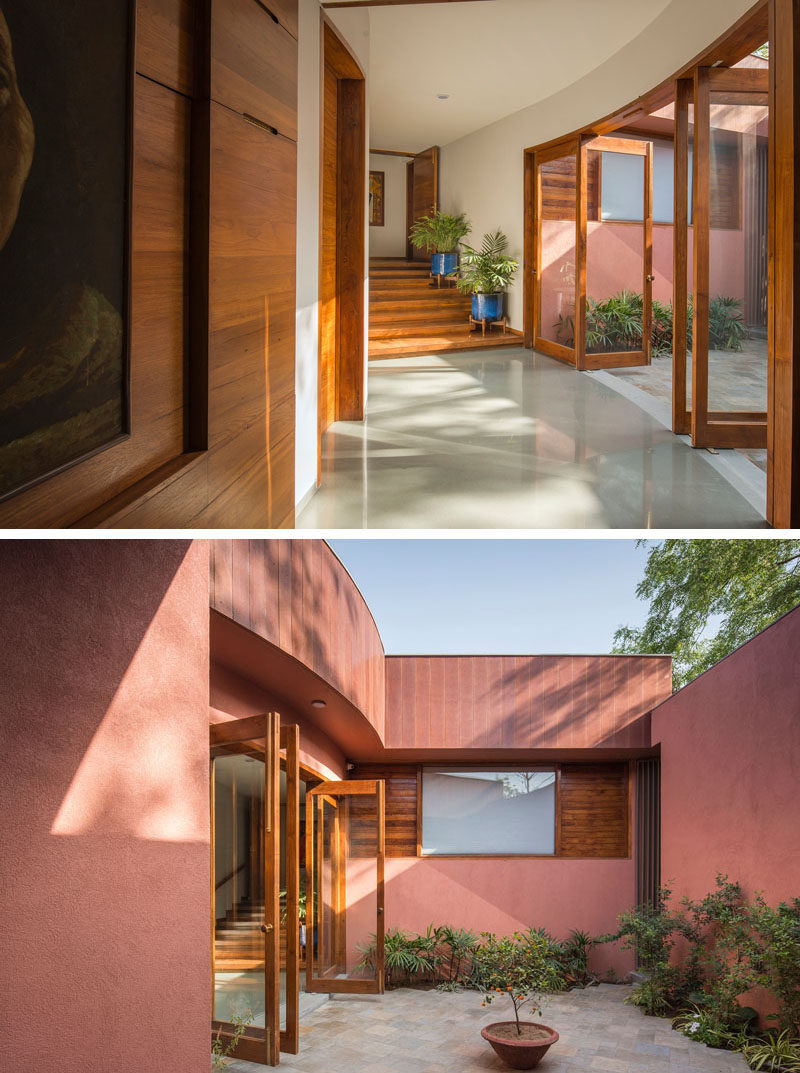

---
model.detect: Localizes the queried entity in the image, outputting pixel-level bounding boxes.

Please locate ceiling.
[359,0,674,151]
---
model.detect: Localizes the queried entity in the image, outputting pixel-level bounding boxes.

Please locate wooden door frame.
[406,160,415,260]
[691,65,768,448]
[578,134,654,371]
[210,713,281,1067]
[305,779,385,995]
[318,16,366,483]
[279,725,300,1055]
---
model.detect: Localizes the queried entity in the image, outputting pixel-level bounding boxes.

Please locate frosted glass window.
[600,144,693,224]
[421,770,556,855]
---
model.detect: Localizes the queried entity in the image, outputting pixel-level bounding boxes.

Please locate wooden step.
[370,308,469,327]
[369,330,521,359]
[369,321,473,339]
[369,298,469,316]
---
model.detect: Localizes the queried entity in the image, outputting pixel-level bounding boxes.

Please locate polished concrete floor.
[296,349,766,529]
[221,983,751,1073]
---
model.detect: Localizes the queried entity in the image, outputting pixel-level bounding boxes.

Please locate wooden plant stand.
[430,271,458,288]
[470,314,508,337]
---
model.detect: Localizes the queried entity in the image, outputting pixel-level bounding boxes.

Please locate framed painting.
[369,170,385,227]
[0,0,134,503]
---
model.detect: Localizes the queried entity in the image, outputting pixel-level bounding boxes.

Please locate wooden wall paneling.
[211,0,298,140]
[560,763,629,858]
[136,0,195,94]
[768,0,800,527]
[262,0,300,40]
[203,102,297,526]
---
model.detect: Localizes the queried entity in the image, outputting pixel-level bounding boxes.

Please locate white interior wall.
[294,3,370,509]
[439,0,756,333]
[369,153,408,257]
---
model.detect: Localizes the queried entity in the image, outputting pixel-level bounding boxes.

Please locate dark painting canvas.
[0,1,131,501]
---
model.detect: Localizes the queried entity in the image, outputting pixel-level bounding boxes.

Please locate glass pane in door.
[537,153,577,350]
[214,753,265,1028]
[308,785,382,989]
[586,149,645,356]
[707,93,768,416]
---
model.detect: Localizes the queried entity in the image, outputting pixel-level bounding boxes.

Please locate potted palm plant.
[456,229,518,323]
[408,208,471,279]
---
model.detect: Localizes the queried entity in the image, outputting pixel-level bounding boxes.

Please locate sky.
[328,539,655,655]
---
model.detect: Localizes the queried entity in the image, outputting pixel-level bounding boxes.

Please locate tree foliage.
[612,539,800,688]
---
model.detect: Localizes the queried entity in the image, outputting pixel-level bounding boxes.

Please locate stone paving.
[222,984,751,1073]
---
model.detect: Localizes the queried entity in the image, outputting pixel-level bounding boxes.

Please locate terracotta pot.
[480,1022,559,1070]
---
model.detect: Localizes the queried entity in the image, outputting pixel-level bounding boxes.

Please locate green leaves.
[408,209,471,254]
[456,229,518,295]
[612,539,800,689]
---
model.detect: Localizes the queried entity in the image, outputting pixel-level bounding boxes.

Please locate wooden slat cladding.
[560,763,629,858]
[210,539,386,739]
[384,655,671,751]
[710,138,741,229]
[350,766,418,858]
[541,152,600,221]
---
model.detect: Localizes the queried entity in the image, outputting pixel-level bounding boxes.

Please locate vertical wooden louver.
[636,758,661,909]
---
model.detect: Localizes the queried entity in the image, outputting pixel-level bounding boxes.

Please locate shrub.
[408,209,470,255]
[480,931,564,1035]
[555,292,748,356]
[749,897,800,1036]
[742,1030,800,1073]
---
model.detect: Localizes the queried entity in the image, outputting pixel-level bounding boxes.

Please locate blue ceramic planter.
[472,292,504,321]
[431,252,458,277]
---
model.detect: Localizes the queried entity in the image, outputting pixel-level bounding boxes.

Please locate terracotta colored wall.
[210,661,346,780]
[652,607,800,1019]
[384,654,671,751]
[211,539,385,741]
[381,858,635,976]
[0,540,211,1073]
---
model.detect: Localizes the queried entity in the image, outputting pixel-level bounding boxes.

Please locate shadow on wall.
[0,539,211,1072]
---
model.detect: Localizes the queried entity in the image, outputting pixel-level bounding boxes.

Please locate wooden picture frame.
[0,0,134,504]
[369,169,385,226]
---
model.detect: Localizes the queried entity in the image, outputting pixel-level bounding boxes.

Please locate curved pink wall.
[381,859,635,976]
[652,607,800,1020]
[0,540,211,1073]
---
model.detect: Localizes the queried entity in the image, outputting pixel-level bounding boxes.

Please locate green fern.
[455,229,518,295]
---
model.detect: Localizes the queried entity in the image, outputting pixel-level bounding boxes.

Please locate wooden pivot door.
[407,146,440,260]
[532,139,580,365]
[305,780,385,994]
[688,65,769,449]
[211,714,298,1066]
[577,135,654,370]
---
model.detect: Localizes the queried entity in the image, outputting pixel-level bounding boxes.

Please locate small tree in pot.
[456,228,518,323]
[479,932,562,1070]
[408,208,470,278]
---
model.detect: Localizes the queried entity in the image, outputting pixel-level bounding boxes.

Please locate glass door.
[534,139,579,365]
[690,65,768,448]
[578,134,654,370]
[306,780,385,994]
[211,714,281,1066]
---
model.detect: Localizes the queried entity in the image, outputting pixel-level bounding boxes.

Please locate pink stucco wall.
[0,540,211,1073]
[539,221,746,344]
[652,606,800,1020]
[381,858,636,976]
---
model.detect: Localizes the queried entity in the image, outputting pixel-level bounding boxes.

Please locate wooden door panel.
[211,0,298,140]
[410,146,439,260]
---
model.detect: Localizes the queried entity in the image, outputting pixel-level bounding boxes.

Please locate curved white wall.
[439,0,759,332]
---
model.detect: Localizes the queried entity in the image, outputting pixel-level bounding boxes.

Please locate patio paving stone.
[220,984,751,1073]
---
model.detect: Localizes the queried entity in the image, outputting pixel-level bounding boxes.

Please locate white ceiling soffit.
[365,0,674,151]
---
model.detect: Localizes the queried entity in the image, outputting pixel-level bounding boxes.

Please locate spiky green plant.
[408,209,471,254]
[455,229,518,295]
[742,1031,800,1073]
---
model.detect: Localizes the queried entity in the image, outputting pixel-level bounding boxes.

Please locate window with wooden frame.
[352,762,630,860]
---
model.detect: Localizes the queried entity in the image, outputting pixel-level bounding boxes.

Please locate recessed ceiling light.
[436,94,451,101]
[311,699,327,709]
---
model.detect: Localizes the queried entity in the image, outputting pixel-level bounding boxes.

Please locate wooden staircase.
[368,258,521,359]
[214,898,305,973]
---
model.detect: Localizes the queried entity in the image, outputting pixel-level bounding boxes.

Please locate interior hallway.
[296,349,767,529]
